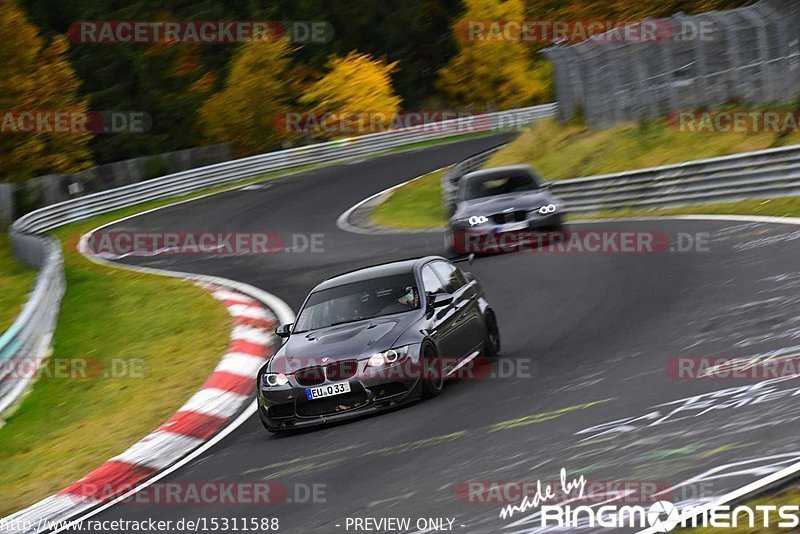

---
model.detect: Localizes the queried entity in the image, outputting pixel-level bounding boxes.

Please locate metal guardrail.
[0,104,557,413]
[0,235,64,415]
[552,144,800,213]
[13,105,556,235]
[443,143,800,216]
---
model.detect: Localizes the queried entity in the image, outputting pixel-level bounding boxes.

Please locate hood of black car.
[273,313,417,370]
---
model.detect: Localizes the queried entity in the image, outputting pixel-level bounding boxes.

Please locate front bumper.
[450,213,564,254]
[257,363,422,432]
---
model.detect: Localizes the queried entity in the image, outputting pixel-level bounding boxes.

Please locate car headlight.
[468,215,489,226]
[368,346,410,367]
[262,372,289,387]
[537,204,557,215]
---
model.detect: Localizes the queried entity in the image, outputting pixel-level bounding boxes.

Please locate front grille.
[295,366,325,386]
[296,392,369,417]
[326,360,358,381]
[490,211,528,224]
[512,210,527,222]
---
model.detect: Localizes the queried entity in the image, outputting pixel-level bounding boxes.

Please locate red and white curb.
[2,283,279,533]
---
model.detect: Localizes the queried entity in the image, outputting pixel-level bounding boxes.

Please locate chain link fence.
[544,0,800,127]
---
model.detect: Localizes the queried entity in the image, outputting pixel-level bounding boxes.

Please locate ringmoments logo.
[537,502,800,531]
[497,468,800,531]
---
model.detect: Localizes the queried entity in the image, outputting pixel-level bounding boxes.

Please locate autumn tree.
[0,1,93,183]
[299,52,402,138]
[437,0,551,109]
[200,38,295,157]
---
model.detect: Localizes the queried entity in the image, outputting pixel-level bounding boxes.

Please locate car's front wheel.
[420,343,444,398]
[483,310,501,358]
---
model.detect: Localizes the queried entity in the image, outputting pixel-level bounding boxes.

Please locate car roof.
[313,256,447,291]
[462,164,537,182]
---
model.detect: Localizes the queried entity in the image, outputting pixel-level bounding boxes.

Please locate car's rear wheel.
[420,343,444,398]
[483,310,501,358]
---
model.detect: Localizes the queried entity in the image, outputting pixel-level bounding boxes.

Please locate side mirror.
[275,324,293,338]
[432,293,454,308]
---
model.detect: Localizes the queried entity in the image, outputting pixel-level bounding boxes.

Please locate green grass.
[0,211,235,516]
[0,234,36,332]
[487,117,800,181]
[371,169,448,229]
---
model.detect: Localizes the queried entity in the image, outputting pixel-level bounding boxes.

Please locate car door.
[432,261,483,355]
[421,263,461,366]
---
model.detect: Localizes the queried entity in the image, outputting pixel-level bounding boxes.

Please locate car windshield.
[463,173,538,200]
[293,274,420,333]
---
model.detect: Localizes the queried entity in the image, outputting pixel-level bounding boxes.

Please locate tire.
[555,221,569,241]
[420,343,444,398]
[445,229,464,256]
[483,310,501,359]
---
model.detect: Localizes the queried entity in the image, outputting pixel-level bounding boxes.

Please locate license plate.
[306,382,351,400]
[494,221,528,233]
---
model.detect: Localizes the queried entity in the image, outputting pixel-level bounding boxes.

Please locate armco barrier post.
[0,183,15,228]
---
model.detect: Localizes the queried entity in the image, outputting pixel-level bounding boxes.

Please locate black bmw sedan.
[257,256,500,432]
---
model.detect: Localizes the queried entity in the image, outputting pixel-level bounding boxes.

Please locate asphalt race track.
[69,135,800,533]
